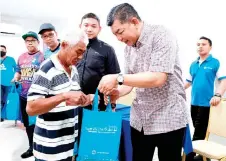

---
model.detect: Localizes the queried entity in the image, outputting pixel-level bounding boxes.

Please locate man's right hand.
[11,77,20,83]
[64,91,87,106]
[104,88,120,105]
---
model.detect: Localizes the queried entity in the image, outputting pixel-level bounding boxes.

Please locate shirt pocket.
[204,67,215,78]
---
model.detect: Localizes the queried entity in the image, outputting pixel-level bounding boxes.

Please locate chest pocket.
[203,66,217,79]
[86,50,105,69]
[191,63,217,82]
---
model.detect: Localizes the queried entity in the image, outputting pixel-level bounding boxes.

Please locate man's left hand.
[98,74,118,95]
[210,96,221,106]
[82,94,95,106]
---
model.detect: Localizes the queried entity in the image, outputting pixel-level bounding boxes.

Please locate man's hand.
[64,91,87,106]
[11,77,20,83]
[104,88,120,112]
[104,88,120,104]
[82,94,95,106]
[210,96,221,106]
[11,73,21,83]
[98,74,118,95]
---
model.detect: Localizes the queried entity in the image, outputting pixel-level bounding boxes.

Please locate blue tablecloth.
[116,104,193,161]
[116,104,132,161]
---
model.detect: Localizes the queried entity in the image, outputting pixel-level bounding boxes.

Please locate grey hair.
[62,30,89,46]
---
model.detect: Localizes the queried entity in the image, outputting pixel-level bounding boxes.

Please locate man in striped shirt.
[26,31,93,161]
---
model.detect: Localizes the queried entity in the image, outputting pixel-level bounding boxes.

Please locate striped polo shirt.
[27,54,80,161]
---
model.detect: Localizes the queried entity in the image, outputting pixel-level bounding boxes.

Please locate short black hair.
[81,13,100,24]
[0,45,6,50]
[199,36,212,46]
[107,3,141,26]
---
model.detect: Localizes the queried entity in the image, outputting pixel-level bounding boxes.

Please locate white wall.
[0,0,226,147]
[1,0,225,83]
[64,0,226,77]
[0,14,68,61]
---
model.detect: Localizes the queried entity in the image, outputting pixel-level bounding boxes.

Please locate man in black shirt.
[74,14,121,158]
[77,13,121,111]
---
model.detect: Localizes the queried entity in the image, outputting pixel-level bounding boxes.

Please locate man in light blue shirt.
[0,45,16,122]
[38,23,60,59]
[185,36,226,161]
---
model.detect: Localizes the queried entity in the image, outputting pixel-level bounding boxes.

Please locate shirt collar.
[88,37,98,47]
[195,54,213,63]
[133,21,148,48]
[49,43,60,52]
[50,54,64,71]
[50,54,77,74]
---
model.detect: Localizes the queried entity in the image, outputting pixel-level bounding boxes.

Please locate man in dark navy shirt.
[74,14,121,158]
[77,13,121,111]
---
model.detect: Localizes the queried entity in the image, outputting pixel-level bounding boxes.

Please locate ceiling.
[1,0,225,37]
[0,0,87,20]
[0,0,132,21]
[0,0,133,35]
[1,0,225,21]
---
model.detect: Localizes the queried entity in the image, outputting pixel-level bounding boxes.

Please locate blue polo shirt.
[186,54,226,107]
[0,56,16,86]
[44,43,60,59]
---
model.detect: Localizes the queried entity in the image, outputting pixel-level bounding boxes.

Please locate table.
[116,104,193,161]
[116,104,132,161]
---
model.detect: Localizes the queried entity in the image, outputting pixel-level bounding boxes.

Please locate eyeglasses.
[25,40,37,44]
[41,33,55,40]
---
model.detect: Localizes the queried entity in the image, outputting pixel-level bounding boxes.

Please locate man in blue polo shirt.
[0,45,16,122]
[185,36,226,161]
[38,23,60,59]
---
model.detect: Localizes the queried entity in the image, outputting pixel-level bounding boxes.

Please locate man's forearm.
[123,72,167,88]
[215,79,226,96]
[26,94,66,116]
[184,81,191,89]
[118,85,133,97]
[14,72,21,81]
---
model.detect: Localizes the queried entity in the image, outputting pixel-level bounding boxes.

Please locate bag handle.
[9,83,17,93]
[105,97,112,112]
[92,89,112,112]
[92,89,99,111]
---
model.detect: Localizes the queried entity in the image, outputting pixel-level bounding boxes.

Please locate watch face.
[117,76,123,82]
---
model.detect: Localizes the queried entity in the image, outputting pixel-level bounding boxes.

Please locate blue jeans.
[1,85,11,120]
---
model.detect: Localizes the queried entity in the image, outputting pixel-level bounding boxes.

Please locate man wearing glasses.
[38,23,60,59]
[12,31,44,159]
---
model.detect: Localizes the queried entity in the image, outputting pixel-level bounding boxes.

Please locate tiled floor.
[0,120,225,161]
[0,121,34,161]
[0,121,156,161]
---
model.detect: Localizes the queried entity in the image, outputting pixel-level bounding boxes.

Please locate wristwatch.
[214,93,222,98]
[117,74,124,85]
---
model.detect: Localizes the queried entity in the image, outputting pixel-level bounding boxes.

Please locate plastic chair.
[182,99,226,161]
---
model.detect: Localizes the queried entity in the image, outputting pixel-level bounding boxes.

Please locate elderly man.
[98,3,189,161]
[26,31,93,161]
